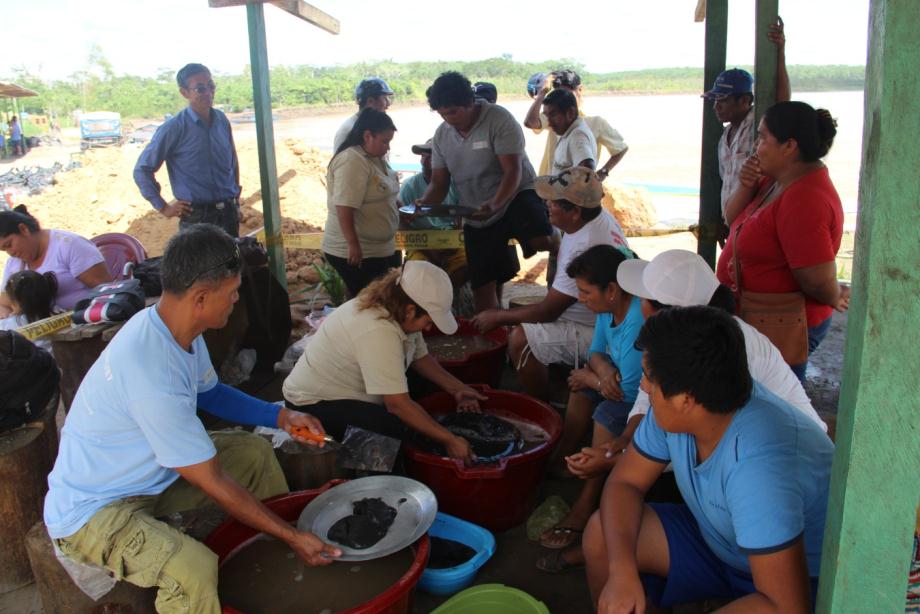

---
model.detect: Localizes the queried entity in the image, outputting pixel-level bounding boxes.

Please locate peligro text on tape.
[16,313,73,341]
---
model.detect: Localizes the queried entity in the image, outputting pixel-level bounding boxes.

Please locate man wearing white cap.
[282,261,485,463]
[471,167,629,402]
[614,249,825,435]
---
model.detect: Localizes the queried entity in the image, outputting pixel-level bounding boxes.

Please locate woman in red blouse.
[717,101,849,381]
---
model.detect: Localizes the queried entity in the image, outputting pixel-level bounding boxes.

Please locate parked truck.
[79,111,122,149]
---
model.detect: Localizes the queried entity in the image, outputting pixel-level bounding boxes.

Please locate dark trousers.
[324,251,401,298]
[180,201,240,237]
[285,398,407,441]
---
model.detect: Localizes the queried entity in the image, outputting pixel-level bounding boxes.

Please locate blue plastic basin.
[419,512,496,596]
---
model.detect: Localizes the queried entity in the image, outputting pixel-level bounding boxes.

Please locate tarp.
[0,83,38,98]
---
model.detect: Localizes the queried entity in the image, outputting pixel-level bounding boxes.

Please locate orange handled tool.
[289,425,337,445]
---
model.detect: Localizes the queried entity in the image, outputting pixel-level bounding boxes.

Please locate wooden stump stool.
[0,393,60,593]
[25,521,157,614]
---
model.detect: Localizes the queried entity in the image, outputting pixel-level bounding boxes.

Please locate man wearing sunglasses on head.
[134,63,242,237]
[45,225,339,613]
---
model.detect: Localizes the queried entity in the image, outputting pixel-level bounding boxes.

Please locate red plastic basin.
[424,319,508,389]
[404,385,562,532]
[205,481,430,614]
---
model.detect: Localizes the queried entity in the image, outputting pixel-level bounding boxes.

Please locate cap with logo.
[398,260,457,334]
[534,166,603,208]
[702,68,754,100]
[616,249,719,307]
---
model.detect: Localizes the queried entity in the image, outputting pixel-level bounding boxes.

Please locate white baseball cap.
[616,249,719,307]
[398,260,458,334]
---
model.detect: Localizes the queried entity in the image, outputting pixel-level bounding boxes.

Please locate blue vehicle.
[79,111,122,149]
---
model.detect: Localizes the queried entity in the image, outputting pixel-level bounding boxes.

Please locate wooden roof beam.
[207,0,339,34]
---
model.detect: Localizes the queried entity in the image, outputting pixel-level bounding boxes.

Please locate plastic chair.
[90,233,147,281]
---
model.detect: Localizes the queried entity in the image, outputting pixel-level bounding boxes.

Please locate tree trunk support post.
[753,0,779,132]
[245,2,286,288]
[696,0,727,268]
[817,1,920,611]
[209,0,339,289]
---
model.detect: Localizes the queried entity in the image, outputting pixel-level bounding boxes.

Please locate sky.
[5,0,871,82]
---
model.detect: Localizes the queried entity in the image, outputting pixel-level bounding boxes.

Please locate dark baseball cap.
[411,139,433,155]
[702,68,754,100]
[472,82,497,104]
[355,77,394,101]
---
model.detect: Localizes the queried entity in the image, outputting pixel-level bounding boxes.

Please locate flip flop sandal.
[536,550,584,574]
[539,526,583,549]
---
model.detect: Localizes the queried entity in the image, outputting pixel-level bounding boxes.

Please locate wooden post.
[753,0,779,132]
[246,2,287,289]
[696,0,727,267]
[0,394,59,593]
[816,1,920,611]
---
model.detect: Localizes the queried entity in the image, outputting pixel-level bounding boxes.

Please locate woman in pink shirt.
[0,206,112,316]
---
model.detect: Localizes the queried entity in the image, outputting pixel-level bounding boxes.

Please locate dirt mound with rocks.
[1,138,331,287]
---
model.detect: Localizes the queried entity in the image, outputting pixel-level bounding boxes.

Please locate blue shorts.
[642,503,819,609]
[584,389,632,437]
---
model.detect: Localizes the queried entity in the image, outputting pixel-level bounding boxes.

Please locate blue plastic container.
[419,512,496,596]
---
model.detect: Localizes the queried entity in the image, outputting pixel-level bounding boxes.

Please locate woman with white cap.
[538,249,828,573]
[282,261,485,463]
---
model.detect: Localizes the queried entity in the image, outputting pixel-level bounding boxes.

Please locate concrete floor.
[1,310,848,614]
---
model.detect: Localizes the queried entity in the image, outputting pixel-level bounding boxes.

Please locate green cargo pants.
[56,431,288,614]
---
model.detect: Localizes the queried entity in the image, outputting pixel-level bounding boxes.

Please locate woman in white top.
[282,261,486,463]
[322,108,401,298]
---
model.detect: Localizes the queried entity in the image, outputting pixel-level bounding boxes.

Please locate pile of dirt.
[1,138,332,288]
[601,183,658,231]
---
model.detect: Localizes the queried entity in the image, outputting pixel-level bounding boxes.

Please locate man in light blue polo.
[45,225,339,613]
[134,63,242,236]
[584,306,833,612]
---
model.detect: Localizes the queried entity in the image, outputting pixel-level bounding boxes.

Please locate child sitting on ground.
[0,270,59,352]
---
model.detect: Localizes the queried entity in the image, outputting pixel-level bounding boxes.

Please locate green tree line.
[5,55,865,122]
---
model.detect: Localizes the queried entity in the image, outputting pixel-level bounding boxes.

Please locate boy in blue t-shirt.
[584,306,833,612]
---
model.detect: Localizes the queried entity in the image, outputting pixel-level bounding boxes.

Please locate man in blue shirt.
[584,306,833,613]
[399,139,467,288]
[134,63,242,236]
[45,224,339,613]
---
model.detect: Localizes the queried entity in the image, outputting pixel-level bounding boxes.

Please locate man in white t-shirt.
[524,69,629,181]
[542,88,596,174]
[471,167,629,401]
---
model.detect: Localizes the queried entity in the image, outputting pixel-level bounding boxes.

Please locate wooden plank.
[208,0,340,34]
[816,1,920,611]
[270,0,340,34]
[753,0,779,133]
[246,2,287,289]
[696,0,727,268]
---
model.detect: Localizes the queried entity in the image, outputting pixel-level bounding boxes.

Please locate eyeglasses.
[183,245,241,289]
[188,82,217,95]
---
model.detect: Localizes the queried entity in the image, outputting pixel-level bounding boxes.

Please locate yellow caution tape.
[16,312,73,341]
[256,230,469,250]
[254,226,690,251]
